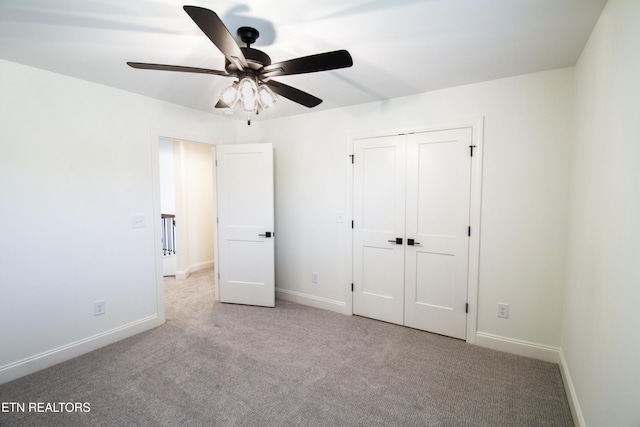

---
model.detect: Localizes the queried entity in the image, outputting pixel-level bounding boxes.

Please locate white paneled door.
[216,143,275,307]
[353,128,473,339]
[352,135,406,324]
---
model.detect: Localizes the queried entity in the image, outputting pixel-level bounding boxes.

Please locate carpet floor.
[0,269,573,426]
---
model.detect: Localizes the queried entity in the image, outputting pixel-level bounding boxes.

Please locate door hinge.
[349,154,354,164]
[470,145,477,157]
[468,226,471,237]
[466,303,469,313]
[351,220,354,229]
[351,283,354,292]
[218,272,220,279]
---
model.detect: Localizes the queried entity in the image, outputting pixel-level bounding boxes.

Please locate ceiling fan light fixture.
[128,7,353,119]
[219,82,239,107]
[258,84,277,109]
[238,77,258,112]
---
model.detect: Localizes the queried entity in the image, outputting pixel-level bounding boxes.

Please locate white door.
[216,143,275,307]
[352,128,472,339]
[352,135,406,324]
[403,128,472,339]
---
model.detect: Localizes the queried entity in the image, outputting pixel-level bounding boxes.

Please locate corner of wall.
[558,349,585,427]
[276,288,349,315]
[475,332,560,363]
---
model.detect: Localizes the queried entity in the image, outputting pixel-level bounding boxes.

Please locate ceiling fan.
[127,6,353,122]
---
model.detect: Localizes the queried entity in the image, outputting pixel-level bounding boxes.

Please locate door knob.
[387,237,403,244]
[407,238,421,246]
[258,231,273,238]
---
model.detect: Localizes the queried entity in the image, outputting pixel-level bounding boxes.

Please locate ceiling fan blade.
[265,80,322,108]
[127,62,231,77]
[261,50,353,78]
[183,6,248,70]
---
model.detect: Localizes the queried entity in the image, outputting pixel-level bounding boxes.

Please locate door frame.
[150,128,222,325]
[345,117,484,344]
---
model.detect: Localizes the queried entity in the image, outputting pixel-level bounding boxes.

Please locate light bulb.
[258,84,277,109]
[219,83,238,107]
[241,96,257,112]
[238,77,258,112]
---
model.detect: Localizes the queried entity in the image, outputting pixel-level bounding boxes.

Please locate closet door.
[352,135,406,325]
[403,128,472,339]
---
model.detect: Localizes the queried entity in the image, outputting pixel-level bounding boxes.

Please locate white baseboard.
[276,288,348,315]
[0,315,162,385]
[176,260,214,280]
[559,349,585,427]
[475,332,560,363]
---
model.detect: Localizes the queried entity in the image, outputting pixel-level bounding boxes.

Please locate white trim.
[176,270,189,280]
[466,117,484,344]
[150,127,219,147]
[276,288,348,315]
[347,117,486,141]
[345,134,354,314]
[559,349,585,427]
[346,117,484,343]
[475,332,560,363]
[0,315,161,385]
[175,260,215,280]
[211,146,220,302]
[150,136,166,324]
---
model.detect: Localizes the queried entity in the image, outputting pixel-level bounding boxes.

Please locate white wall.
[173,140,215,278]
[158,138,176,215]
[0,59,233,383]
[562,0,640,425]
[251,67,573,353]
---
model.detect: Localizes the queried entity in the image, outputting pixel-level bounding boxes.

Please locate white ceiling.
[0,0,607,121]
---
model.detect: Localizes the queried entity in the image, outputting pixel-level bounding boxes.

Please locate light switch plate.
[131,215,146,228]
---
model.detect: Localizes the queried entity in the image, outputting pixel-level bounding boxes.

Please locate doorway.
[151,132,219,324]
[158,138,216,280]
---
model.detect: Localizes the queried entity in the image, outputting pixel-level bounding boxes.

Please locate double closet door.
[352,127,472,340]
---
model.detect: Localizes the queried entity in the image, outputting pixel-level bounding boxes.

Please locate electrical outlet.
[94,300,106,316]
[311,272,319,284]
[497,303,509,318]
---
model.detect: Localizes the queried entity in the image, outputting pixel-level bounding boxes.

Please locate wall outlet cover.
[94,300,106,316]
[497,303,509,318]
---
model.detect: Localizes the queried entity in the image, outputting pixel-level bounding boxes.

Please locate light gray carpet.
[0,269,573,426]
